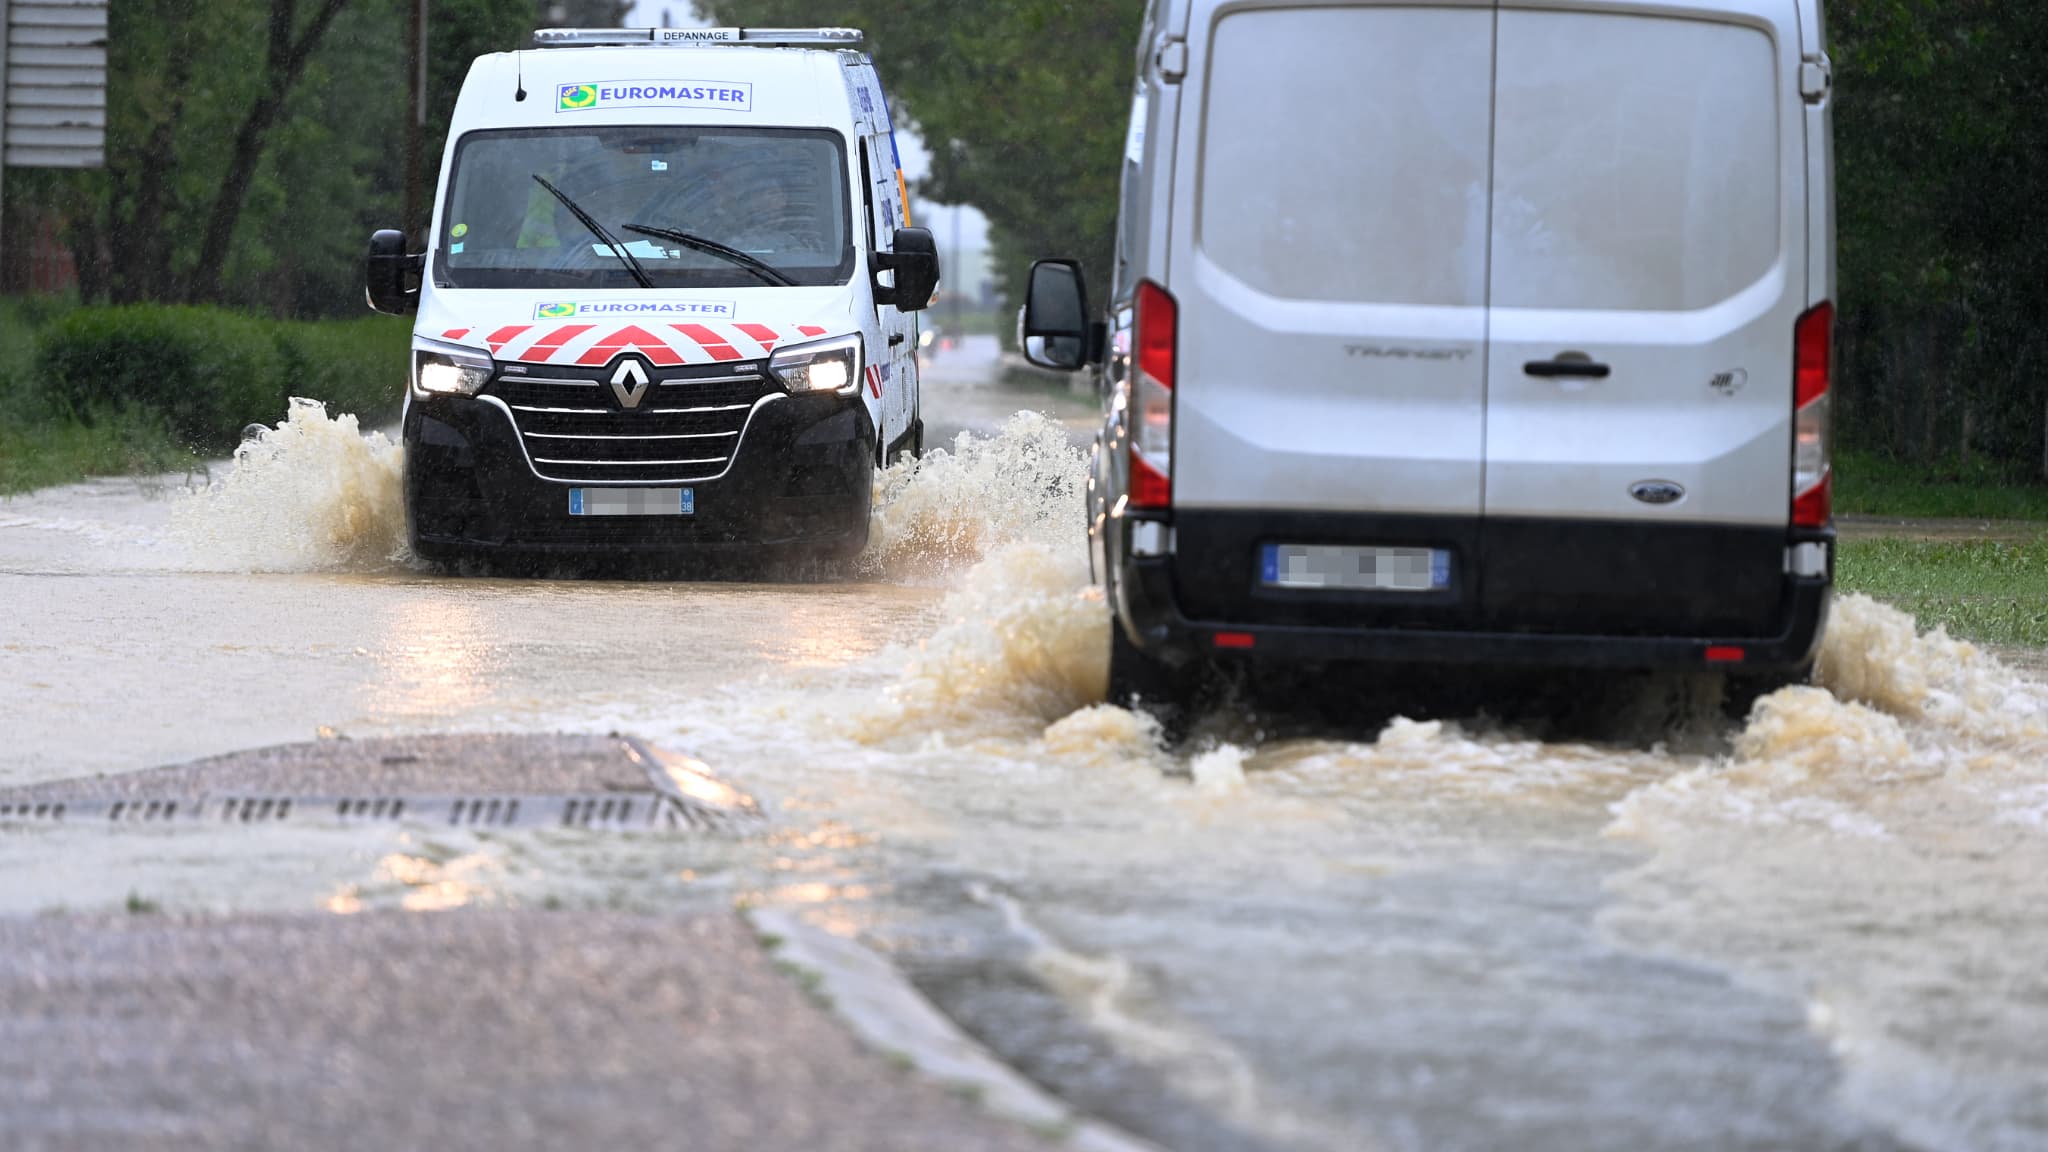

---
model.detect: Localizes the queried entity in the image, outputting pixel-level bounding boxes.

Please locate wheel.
[1108,613,1186,712]
[1723,664,1815,723]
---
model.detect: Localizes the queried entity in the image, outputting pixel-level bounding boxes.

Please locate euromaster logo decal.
[555,80,754,114]
[532,300,736,321]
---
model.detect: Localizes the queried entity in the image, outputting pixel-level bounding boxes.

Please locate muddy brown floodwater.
[1,337,2043,1152]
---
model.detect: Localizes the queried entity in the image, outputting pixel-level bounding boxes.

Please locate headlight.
[412,348,495,398]
[768,333,862,396]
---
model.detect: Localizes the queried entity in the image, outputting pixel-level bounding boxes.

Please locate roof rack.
[532,27,863,49]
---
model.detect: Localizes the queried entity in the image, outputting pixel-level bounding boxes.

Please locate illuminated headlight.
[412,348,495,398]
[768,333,862,396]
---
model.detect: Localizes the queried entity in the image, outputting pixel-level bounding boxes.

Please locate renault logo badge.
[610,359,651,409]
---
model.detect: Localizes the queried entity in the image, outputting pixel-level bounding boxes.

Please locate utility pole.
[403,0,428,243]
[950,207,962,336]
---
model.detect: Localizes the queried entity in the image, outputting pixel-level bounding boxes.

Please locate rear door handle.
[888,333,906,347]
[1524,358,1611,380]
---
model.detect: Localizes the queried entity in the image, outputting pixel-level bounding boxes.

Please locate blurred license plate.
[569,488,694,517]
[1260,544,1450,592]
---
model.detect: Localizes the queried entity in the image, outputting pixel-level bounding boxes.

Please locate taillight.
[1130,280,1175,510]
[1793,302,1833,528]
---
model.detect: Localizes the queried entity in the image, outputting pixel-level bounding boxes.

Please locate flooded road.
[3,336,2045,1151]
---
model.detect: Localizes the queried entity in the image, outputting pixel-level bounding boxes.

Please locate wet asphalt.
[0,909,1053,1152]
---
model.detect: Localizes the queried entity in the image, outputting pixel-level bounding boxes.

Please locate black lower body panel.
[403,393,874,559]
[1121,509,1831,672]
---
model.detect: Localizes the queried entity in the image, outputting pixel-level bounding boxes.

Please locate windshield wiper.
[621,223,799,288]
[531,174,655,290]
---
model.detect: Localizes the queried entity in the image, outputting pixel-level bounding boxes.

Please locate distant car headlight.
[412,347,495,398]
[918,328,936,349]
[768,332,862,396]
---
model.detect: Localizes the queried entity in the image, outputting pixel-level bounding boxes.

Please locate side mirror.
[365,229,421,315]
[1020,258,1095,371]
[873,226,939,313]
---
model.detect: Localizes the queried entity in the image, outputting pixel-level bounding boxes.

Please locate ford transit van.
[1023,0,1836,709]
[366,26,937,564]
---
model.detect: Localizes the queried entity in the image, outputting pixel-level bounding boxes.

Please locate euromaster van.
[1022,0,1837,709]
[366,26,936,564]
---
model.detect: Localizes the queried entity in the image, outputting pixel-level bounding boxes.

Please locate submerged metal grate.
[0,738,764,835]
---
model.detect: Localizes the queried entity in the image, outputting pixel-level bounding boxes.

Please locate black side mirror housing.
[873,226,939,313]
[1019,258,1102,372]
[365,229,422,315]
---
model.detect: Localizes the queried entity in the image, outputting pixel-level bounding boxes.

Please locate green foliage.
[1836,449,2048,521]
[0,412,189,497]
[1831,1,2048,475]
[23,0,538,317]
[1838,536,2048,648]
[36,306,289,452]
[33,306,409,454]
[276,315,415,422]
[696,0,1140,330]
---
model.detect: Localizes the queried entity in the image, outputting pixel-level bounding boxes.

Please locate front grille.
[486,360,778,484]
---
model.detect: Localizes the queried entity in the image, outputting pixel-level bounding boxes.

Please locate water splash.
[1605,595,2048,1151]
[860,410,1087,580]
[171,399,408,572]
[849,542,1109,746]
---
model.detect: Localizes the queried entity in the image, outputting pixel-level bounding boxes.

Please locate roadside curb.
[748,907,1167,1152]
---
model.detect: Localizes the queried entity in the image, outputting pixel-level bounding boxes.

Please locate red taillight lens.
[1793,302,1833,528]
[1795,302,1833,409]
[1130,280,1176,510]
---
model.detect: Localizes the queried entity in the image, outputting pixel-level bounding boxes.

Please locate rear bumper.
[1112,511,1833,673]
[403,392,873,556]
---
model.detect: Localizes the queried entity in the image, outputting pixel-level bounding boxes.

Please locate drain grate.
[0,736,764,835]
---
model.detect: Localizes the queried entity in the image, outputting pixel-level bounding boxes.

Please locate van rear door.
[1477,0,1808,634]
[1482,0,1806,528]
[1167,2,1496,522]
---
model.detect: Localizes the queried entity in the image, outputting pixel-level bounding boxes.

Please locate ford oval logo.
[1631,480,1686,506]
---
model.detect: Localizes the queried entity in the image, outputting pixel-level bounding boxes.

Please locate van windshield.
[435,126,854,290]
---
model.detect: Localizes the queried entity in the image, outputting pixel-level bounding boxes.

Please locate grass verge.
[1836,449,2048,521]
[2,295,405,497]
[1838,535,2048,648]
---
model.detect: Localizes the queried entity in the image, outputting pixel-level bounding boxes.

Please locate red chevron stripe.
[442,328,471,340]
[734,323,781,352]
[674,323,741,362]
[524,324,595,363]
[486,325,532,354]
[575,324,684,367]
[797,325,828,337]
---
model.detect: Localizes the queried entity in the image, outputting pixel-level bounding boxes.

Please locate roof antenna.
[515,48,527,101]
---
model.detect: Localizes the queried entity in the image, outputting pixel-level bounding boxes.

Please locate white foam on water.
[860,410,1087,581]
[170,398,409,572]
[848,541,1109,747]
[1606,594,2048,1150]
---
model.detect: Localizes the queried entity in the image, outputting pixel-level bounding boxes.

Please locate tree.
[184,0,356,304]
[57,0,537,317]
[694,0,1141,325]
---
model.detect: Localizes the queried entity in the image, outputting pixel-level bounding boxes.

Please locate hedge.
[33,305,411,453]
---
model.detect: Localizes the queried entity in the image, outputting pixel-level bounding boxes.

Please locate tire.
[1108,613,1187,713]
[1723,664,1815,723]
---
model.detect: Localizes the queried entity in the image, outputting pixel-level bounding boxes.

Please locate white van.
[1022,0,1836,707]
[366,26,936,564]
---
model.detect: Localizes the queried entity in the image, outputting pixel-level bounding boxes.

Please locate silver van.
[1023,0,1837,707]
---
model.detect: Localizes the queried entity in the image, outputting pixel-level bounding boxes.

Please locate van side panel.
[1481,1,1808,527]
[1170,2,1497,516]
[1800,0,1836,310]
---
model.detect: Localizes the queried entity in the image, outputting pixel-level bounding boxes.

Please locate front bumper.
[403,391,874,556]
[1111,511,1834,674]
